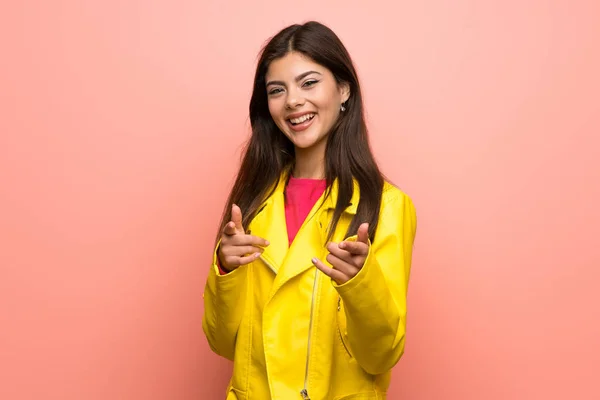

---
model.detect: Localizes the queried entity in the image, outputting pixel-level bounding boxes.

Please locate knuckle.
[225,256,238,266]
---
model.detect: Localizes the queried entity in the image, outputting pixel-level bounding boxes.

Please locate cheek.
[314,90,340,115]
[318,100,339,121]
[267,99,289,134]
[267,98,284,120]
[267,101,276,119]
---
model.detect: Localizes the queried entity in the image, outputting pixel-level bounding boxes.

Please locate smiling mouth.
[288,113,316,125]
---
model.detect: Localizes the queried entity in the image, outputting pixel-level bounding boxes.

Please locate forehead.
[265,52,329,81]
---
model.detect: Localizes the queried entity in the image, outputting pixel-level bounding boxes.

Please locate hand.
[217,204,270,271]
[312,222,370,285]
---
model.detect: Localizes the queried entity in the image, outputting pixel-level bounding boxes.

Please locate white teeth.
[290,113,315,124]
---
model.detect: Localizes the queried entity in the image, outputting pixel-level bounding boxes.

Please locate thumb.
[231,204,245,234]
[357,222,369,244]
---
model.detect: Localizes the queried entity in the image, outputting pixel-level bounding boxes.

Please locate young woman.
[202,21,417,400]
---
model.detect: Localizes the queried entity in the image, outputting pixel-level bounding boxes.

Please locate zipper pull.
[337,297,341,311]
[300,389,311,400]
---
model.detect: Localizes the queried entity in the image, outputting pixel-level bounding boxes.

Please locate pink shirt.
[284,177,327,245]
[218,177,326,274]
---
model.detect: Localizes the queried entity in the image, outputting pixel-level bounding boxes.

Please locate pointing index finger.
[231,204,245,234]
[356,222,369,245]
[223,221,237,236]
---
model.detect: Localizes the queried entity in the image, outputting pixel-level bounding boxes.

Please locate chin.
[290,135,321,149]
[293,143,317,150]
[288,130,324,147]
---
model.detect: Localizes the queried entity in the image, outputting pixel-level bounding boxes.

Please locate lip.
[286,113,316,132]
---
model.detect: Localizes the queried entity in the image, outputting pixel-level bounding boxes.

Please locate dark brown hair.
[216,21,384,244]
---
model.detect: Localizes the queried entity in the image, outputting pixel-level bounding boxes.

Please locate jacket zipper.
[300,270,319,400]
[260,254,318,399]
[260,254,313,398]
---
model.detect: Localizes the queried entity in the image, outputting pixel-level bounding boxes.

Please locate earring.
[341,104,346,112]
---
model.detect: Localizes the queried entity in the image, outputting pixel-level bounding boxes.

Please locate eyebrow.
[266,71,322,87]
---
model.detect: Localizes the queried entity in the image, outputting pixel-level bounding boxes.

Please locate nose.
[285,88,305,109]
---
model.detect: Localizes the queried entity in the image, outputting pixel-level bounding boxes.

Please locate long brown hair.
[216,21,385,244]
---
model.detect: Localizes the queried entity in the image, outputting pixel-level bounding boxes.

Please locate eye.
[268,87,284,96]
[303,79,319,88]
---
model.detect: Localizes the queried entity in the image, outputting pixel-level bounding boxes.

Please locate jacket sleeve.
[202,242,248,361]
[333,191,417,375]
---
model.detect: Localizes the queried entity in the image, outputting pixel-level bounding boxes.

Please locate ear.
[338,81,351,103]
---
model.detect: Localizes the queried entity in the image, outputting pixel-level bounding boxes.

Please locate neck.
[292,142,326,179]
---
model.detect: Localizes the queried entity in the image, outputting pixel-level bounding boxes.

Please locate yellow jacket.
[202,176,417,400]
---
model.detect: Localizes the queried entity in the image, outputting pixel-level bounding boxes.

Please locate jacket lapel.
[253,174,360,300]
[249,177,289,274]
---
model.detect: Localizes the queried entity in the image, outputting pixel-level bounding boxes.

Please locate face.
[265,52,350,153]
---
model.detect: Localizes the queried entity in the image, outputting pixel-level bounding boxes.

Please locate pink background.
[1,1,599,399]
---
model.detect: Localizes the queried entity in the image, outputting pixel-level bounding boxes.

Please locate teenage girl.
[202,21,417,400]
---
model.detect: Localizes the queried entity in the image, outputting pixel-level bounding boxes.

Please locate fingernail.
[339,242,346,249]
[312,257,318,264]
[265,240,270,246]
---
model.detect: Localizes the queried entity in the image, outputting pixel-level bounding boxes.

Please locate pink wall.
[1,1,599,399]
